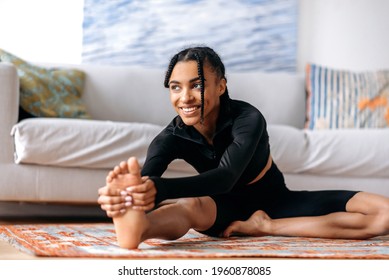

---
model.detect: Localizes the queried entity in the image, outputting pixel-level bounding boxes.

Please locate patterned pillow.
[305,64,389,129]
[0,49,90,119]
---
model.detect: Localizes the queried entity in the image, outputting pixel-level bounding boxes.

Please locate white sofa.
[1,62,388,217]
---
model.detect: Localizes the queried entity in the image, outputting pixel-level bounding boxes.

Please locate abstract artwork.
[82,0,297,72]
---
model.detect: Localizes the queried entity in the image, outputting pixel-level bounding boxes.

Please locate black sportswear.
[141,95,270,204]
[141,95,358,236]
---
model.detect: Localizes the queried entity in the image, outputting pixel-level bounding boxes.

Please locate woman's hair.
[164,46,228,122]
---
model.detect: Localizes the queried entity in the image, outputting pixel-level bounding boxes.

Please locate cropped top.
[141,95,271,204]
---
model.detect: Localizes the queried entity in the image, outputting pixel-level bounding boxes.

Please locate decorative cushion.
[305,64,389,129]
[0,49,90,119]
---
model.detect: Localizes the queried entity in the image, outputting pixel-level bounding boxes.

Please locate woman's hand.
[97,176,157,217]
[126,176,157,211]
[97,185,129,217]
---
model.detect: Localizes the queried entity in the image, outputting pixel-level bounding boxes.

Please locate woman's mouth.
[180,106,201,115]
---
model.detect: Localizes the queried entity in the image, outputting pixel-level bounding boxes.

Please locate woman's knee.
[347,192,389,237]
[374,208,389,234]
[177,197,217,230]
[364,207,389,237]
[373,197,389,234]
[177,197,214,214]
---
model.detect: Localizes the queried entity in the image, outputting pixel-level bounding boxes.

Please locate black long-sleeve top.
[141,95,270,204]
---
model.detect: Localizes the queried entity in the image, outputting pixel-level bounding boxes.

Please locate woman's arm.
[149,104,269,204]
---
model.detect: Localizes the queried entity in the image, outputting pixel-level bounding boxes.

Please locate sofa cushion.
[305,63,389,129]
[74,64,174,125]
[12,119,389,178]
[11,118,158,168]
[268,125,389,177]
[227,71,306,128]
[0,49,90,119]
[74,64,306,128]
[11,118,196,174]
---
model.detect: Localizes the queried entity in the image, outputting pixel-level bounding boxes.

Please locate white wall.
[0,0,83,64]
[1,0,388,72]
[298,0,389,72]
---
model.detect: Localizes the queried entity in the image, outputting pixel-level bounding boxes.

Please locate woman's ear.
[218,78,227,97]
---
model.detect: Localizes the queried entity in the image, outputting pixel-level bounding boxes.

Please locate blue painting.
[82,0,297,72]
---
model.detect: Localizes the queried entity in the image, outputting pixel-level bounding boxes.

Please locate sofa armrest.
[0,62,19,163]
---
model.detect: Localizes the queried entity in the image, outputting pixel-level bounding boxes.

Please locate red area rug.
[1,223,389,258]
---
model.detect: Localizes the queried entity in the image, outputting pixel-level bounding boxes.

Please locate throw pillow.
[305,63,389,129]
[0,49,91,119]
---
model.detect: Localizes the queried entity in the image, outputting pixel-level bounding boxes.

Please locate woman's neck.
[194,107,220,145]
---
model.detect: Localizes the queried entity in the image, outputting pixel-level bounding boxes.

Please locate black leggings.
[200,162,359,237]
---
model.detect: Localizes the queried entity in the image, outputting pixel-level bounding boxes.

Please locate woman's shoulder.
[228,99,268,136]
[230,98,264,118]
[151,118,177,142]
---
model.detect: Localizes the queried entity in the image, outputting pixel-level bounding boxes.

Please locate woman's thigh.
[346,192,389,214]
[198,192,255,237]
[260,190,359,219]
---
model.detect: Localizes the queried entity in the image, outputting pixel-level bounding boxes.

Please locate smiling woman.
[165,47,227,133]
[167,60,225,142]
[97,46,389,250]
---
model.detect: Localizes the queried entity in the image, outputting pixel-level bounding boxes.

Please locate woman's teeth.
[182,107,198,113]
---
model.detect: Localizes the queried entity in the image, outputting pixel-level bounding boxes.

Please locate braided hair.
[164,46,228,123]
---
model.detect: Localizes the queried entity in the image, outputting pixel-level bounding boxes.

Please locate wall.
[0,0,83,64]
[298,0,389,72]
[1,0,388,72]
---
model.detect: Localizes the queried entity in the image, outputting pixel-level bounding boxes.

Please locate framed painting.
[83,0,297,72]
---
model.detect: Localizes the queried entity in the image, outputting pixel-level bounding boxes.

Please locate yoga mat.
[1,223,389,259]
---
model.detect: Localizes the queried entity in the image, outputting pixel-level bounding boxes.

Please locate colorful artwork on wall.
[82,0,297,72]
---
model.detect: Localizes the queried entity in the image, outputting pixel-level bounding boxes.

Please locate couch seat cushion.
[11,118,195,173]
[11,120,388,178]
[268,125,389,177]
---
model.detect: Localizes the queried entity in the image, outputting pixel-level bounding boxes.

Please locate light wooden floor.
[0,220,41,259]
[0,239,36,259]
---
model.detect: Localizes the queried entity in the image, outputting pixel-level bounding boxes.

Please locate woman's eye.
[193,83,202,89]
[170,85,180,91]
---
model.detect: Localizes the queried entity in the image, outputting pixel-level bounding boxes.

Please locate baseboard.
[0,201,109,220]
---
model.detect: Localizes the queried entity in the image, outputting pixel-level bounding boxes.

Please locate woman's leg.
[142,197,217,240]
[106,158,217,249]
[223,192,389,239]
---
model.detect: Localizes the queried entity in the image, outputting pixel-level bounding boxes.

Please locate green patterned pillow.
[0,49,91,119]
[306,64,389,129]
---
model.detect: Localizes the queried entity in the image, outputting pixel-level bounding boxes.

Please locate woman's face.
[168,60,226,129]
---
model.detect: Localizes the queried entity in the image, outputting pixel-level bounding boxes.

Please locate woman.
[98,46,389,249]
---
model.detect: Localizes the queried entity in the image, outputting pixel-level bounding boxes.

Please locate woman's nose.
[180,88,193,102]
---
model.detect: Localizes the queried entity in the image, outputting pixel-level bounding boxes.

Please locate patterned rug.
[1,223,389,259]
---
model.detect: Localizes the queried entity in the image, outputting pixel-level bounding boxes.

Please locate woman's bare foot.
[222,210,272,238]
[107,157,149,249]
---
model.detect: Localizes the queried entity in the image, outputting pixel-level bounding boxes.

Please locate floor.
[0,219,41,259]
[0,238,35,259]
